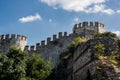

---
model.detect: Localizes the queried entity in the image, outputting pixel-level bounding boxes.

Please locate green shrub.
[68,37,86,54]
[94,32,118,38]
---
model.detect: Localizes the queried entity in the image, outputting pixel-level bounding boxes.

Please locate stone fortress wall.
[0,34,27,53]
[25,32,78,66]
[1,22,119,80]
[24,21,105,53]
[73,22,105,39]
[73,37,119,80]
[24,32,69,51]
[0,21,105,67]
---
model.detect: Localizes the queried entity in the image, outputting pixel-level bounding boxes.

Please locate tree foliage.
[0,46,27,80]
[26,54,52,80]
[0,46,52,80]
[94,32,118,38]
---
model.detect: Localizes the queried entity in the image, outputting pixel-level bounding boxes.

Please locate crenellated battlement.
[73,21,104,29]
[24,32,69,51]
[0,34,27,52]
[24,21,106,51]
[0,22,105,54]
[73,21,105,38]
[0,21,106,69]
[0,34,27,41]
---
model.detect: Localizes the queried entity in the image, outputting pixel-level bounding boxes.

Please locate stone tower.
[73,21,105,39]
[0,34,27,53]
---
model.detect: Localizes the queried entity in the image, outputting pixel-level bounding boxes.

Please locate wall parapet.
[0,34,27,41]
[73,21,104,29]
[24,32,78,51]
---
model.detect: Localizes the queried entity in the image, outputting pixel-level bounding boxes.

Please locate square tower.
[73,21,105,39]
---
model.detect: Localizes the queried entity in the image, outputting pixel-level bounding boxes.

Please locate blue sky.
[0,0,120,45]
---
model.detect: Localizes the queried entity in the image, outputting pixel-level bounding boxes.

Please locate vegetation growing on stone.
[93,43,120,80]
[68,37,86,54]
[94,44,105,55]
[94,32,118,38]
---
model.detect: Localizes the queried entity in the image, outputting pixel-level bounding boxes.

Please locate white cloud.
[40,0,118,15]
[85,4,115,15]
[49,19,52,22]
[74,17,80,22]
[19,13,42,23]
[112,31,120,37]
[117,10,120,13]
